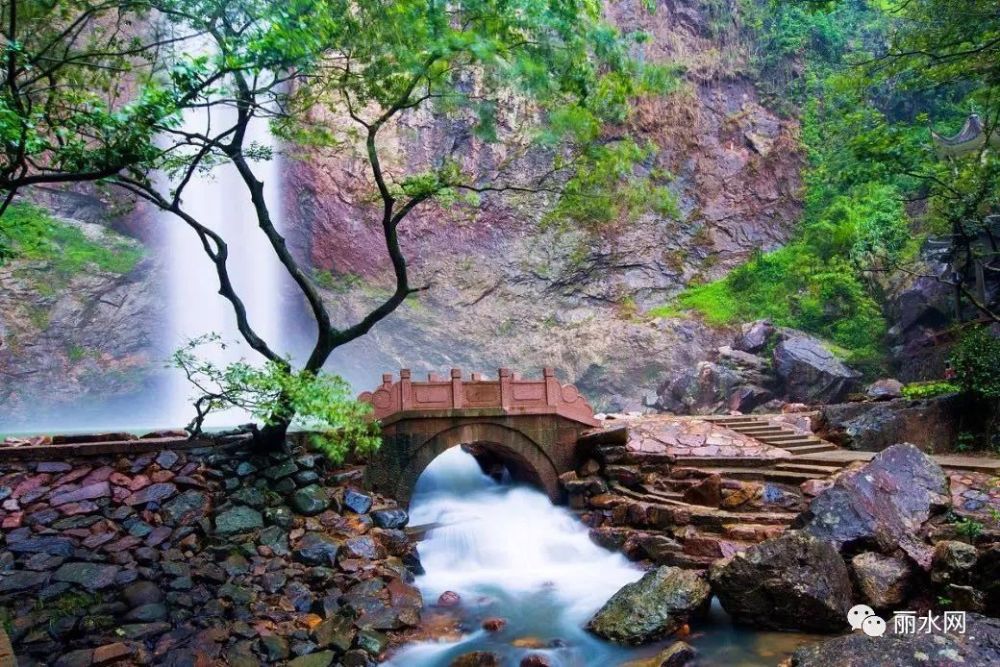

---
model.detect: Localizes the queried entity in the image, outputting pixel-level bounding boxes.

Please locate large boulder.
[793,443,950,568]
[709,531,852,632]
[790,612,1000,666]
[587,566,710,645]
[819,396,960,453]
[655,362,743,415]
[772,330,862,404]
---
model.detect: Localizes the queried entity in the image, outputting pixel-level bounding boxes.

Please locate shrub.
[900,381,960,400]
[171,335,381,463]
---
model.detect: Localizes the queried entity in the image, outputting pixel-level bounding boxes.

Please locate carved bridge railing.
[358,368,599,426]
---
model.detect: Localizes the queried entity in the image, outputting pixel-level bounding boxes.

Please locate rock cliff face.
[0,190,166,431]
[1,1,805,423]
[287,0,804,409]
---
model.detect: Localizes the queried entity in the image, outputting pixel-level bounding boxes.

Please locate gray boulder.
[587,566,710,645]
[794,443,950,568]
[790,612,1000,666]
[819,396,959,453]
[734,320,775,354]
[709,531,852,632]
[773,330,861,404]
[656,362,743,415]
[865,378,903,401]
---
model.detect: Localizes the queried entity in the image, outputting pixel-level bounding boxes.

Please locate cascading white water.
[386,447,649,666]
[163,104,287,428]
[387,448,824,667]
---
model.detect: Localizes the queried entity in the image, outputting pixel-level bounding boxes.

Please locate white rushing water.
[163,104,287,428]
[386,447,648,666]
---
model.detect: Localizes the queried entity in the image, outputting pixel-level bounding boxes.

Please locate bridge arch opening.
[391,422,563,505]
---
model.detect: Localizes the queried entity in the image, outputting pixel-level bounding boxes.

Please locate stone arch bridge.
[359,369,599,503]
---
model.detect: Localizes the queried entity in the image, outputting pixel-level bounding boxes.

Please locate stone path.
[578,412,1000,571]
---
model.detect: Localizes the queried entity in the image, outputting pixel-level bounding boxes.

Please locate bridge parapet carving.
[358,368,598,426]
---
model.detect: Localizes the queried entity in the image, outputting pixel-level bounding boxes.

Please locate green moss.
[901,380,960,400]
[0,202,142,277]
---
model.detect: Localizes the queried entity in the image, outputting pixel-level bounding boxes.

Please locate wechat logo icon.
[848,604,886,637]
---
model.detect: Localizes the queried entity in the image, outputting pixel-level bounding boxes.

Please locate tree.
[845,0,1000,323]
[0,1,195,217]
[4,0,673,448]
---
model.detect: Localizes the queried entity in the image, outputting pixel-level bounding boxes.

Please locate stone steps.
[706,414,841,456]
[774,462,843,475]
[680,466,821,484]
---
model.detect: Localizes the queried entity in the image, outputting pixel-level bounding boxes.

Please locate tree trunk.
[255,418,291,452]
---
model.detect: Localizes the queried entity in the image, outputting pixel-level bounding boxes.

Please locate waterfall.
[163,103,287,429]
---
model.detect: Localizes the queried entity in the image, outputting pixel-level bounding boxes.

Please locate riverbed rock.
[709,531,852,632]
[772,330,862,404]
[450,651,500,667]
[789,612,1000,666]
[293,533,342,566]
[52,562,120,590]
[372,508,408,529]
[291,485,329,516]
[437,591,461,607]
[587,566,710,645]
[793,443,949,567]
[344,489,373,514]
[850,552,912,609]
[627,641,698,667]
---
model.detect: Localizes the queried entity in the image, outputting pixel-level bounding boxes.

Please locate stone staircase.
[669,415,847,484]
[708,414,838,455]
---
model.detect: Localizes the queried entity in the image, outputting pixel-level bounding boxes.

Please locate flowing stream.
[386,447,823,667]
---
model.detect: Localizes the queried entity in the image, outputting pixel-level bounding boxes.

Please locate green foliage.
[661,241,887,373]
[0,1,184,193]
[0,202,142,275]
[171,335,381,462]
[953,517,985,540]
[277,0,681,230]
[950,327,1000,402]
[900,380,961,400]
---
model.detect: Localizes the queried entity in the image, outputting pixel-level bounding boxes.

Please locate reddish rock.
[682,474,722,507]
[50,481,111,506]
[520,656,551,667]
[795,443,950,568]
[438,591,461,607]
[124,482,177,507]
[93,642,132,665]
[481,617,506,632]
[800,479,833,497]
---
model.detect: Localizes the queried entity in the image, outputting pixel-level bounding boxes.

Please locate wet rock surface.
[587,566,710,645]
[794,443,950,567]
[789,612,1000,667]
[0,444,421,666]
[819,396,961,453]
[709,531,853,632]
[772,330,861,404]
